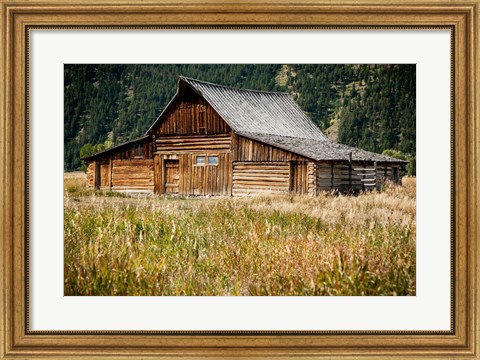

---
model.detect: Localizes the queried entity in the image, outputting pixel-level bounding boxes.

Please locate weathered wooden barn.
[82,76,406,196]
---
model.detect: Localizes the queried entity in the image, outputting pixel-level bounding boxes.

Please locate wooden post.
[348,152,352,191]
[109,159,113,191]
[362,161,365,191]
[94,161,100,190]
[330,163,334,190]
[374,161,377,190]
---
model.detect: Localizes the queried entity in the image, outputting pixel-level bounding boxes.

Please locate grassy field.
[64,173,416,296]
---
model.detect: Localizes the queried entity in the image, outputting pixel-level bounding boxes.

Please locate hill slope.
[64,64,415,171]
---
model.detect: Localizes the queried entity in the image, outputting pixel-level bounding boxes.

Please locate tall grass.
[64,173,416,296]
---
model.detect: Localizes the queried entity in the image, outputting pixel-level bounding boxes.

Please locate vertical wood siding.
[154,134,232,196]
[153,88,231,136]
[109,139,153,160]
[99,163,111,190]
[290,161,309,195]
[234,135,308,162]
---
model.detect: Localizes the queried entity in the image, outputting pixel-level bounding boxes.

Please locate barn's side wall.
[231,135,316,196]
[232,162,291,196]
[111,159,154,193]
[86,162,94,188]
[316,161,403,193]
[84,137,154,191]
[307,162,317,196]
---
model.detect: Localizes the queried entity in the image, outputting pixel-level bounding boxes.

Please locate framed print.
[1,0,479,358]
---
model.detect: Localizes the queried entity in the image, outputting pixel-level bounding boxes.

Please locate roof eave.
[81,135,151,161]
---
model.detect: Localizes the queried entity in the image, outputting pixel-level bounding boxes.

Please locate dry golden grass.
[64,176,416,296]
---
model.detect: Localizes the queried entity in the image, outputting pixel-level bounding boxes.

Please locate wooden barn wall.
[109,140,153,161]
[111,159,154,193]
[155,134,231,153]
[376,164,396,184]
[154,153,231,196]
[153,89,231,136]
[99,162,111,190]
[233,135,308,162]
[307,162,317,196]
[86,162,94,188]
[154,135,233,196]
[316,161,401,192]
[290,161,309,195]
[232,162,290,196]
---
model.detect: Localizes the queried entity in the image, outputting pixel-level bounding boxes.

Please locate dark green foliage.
[337,65,416,160]
[64,64,416,171]
[382,149,407,161]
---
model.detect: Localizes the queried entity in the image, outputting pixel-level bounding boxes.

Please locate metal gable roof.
[175,76,328,141]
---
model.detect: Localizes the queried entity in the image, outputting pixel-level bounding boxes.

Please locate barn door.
[100,163,110,189]
[290,161,308,195]
[94,161,100,190]
[164,159,180,194]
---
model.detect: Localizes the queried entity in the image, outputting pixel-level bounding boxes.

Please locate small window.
[134,144,143,158]
[196,156,206,165]
[207,156,219,165]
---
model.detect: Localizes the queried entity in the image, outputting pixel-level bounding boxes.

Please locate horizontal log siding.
[154,88,230,136]
[232,162,290,196]
[234,135,308,162]
[111,159,154,193]
[155,134,231,153]
[86,162,94,189]
[316,162,333,191]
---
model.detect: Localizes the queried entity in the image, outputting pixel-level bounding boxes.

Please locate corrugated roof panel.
[180,77,327,141]
[237,132,407,163]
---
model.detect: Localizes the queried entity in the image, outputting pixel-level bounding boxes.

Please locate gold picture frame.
[1,0,479,358]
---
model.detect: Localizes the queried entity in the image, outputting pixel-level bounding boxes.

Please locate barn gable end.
[150,83,231,136]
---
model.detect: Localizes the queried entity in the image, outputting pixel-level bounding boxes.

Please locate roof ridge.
[179,76,291,95]
[237,131,327,142]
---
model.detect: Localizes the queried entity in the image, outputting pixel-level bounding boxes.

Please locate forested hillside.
[64,64,415,172]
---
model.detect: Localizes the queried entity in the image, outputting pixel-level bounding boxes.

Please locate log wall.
[232,162,290,196]
[234,135,307,162]
[111,159,154,193]
[307,162,317,196]
[86,162,94,188]
[155,134,231,153]
[316,161,402,192]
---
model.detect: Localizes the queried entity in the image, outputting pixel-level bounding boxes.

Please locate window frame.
[194,154,219,166]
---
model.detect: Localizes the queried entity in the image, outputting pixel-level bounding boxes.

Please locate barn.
[82,76,407,196]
